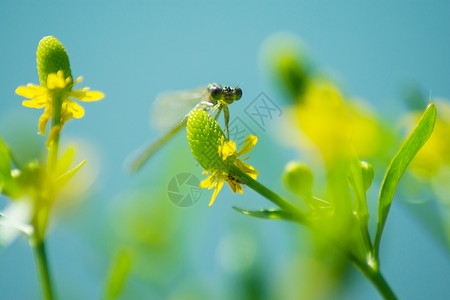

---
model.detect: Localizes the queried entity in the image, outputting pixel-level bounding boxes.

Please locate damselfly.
[127,83,242,172]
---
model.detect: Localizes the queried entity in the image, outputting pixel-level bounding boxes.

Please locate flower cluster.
[15,36,104,135]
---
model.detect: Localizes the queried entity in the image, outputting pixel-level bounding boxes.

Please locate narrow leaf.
[375,103,437,253]
[55,146,75,177]
[233,207,299,222]
[0,136,11,180]
[103,248,133,299]
[55,160,86,188]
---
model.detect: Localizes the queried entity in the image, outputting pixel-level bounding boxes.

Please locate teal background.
[0,1,449,299]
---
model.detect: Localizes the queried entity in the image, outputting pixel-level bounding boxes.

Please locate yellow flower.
[15,70,104,135]
[200,135,259,206]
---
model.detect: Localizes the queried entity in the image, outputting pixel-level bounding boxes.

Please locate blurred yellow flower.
[295,80,382,163]
[15,70,104,135]
[200,135,259,206]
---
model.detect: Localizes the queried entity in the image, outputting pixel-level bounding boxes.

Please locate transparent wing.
[151,86,208,130]
[126,120,186,173]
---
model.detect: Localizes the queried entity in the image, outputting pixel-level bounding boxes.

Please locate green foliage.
[103,248,133,300]
[0,137,21,198]
[375,103,437,253]
[233,207,298,222]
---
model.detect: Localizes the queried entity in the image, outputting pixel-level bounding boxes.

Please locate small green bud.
[279,56,308,99]
[187,110,225,171]
[282,161,313,196]
[36,36,72,87]
[260,33,310,101]
[359,161,374,191]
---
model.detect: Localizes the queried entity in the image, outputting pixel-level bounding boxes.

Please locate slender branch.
[374,222,383,262]
[47,91,63,172]
[350,255,397,300]
[230,165,398,300]
[230,165,308,224]
[28,90,64,300]
[30,235,55,300]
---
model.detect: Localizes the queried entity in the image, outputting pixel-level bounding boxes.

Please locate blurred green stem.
[30,234,55,300]
[232,166,397,300]
[47,91,63,171]
[28,91,64,300]
[231,165,308,224]
[351,255,397,300]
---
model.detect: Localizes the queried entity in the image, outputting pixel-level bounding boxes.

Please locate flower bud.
[282,161,313,196]
[36,36,72,87]
[359,161,374,191]
[260,33,310,101]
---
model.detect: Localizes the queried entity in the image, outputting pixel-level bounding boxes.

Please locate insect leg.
[224,105,230,140]
[214,106,223,121]
[209,103,220,117]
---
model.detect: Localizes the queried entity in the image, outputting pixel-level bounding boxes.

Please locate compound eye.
[208,83,223,101]
[234,87,242,101]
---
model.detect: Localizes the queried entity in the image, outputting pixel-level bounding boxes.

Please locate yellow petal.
[235,160,259,179]
[200,173,216,188]
[60,110,73,126]
[46,125,62,147]
[47,72,67,89]
[209,178,224,206]
[38,106,52,135]
[22,96,48,108]
[64,99,85,118]
[70,90,104,102]
[74,76,83,84]
[221,140,236,160]
[225,178,237,193]
[236,183,243,194]
[15,85,47,99]
[236,135,258,156]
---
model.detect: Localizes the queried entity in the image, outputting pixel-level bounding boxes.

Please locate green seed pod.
[282,161,313,197]
[36,36,72,87]
[359,161,374,191]
[187,110,225,171]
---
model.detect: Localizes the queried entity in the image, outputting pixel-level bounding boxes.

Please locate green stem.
[351,255,397,300]
[30,235,55,300]
[47,91,63,172]
[231,165,397,299]
[231,165,308,224]
[28,88,64,300]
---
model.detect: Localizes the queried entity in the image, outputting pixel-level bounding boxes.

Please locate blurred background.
[0,1,449,299]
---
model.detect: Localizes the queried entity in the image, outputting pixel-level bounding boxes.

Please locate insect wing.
[151,86,207,130]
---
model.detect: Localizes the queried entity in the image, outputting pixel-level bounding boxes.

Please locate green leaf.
[103,248,133,299]
[0,136,11,182]
[0,136,21,198]
[55,146,75,177]
[55,160,86,188]
[375,103,437,253]
[233,207,299,222]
